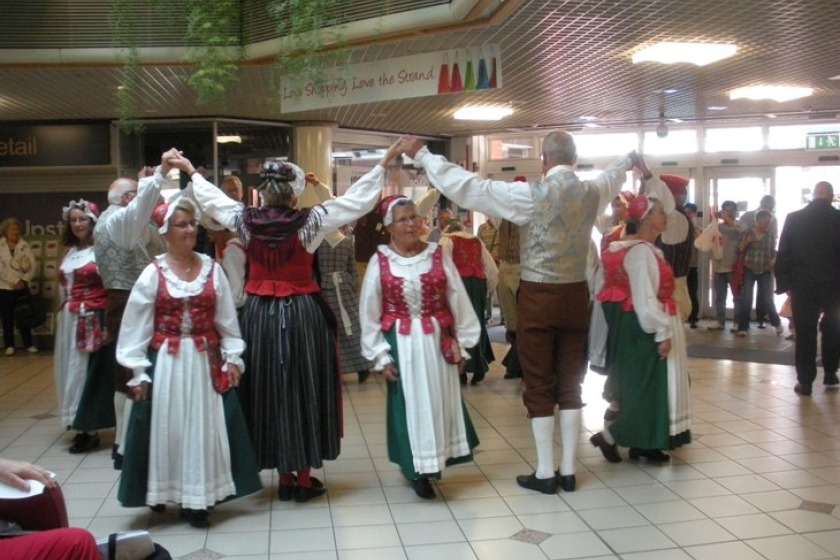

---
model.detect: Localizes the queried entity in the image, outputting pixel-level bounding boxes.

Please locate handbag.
[97,530,172,560]
[15,289,47,329]
[76,310,107,352]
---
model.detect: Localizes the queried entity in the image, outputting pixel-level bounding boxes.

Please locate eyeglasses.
[69,218,90,224]
[170,220,198,230]
[392,215,420,226]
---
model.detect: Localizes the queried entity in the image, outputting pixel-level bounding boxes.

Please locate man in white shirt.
[402,133,635,494]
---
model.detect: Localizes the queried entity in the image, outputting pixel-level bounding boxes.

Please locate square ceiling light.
[454,106,513,120]
[632,42,737,66]
[729,86,814,102]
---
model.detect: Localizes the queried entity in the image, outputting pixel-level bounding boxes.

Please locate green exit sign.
[806,133,840,150]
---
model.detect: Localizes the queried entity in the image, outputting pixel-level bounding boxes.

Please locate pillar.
[293,123,336,208]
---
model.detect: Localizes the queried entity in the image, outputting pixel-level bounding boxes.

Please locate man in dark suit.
[775,181,840,396]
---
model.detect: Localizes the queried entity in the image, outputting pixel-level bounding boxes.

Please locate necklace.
[389,242,422,258]
[168,253,196,274]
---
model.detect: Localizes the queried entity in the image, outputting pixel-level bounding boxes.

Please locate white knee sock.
[113,392,127,452]
[530,416,555,479]
[558,409,582,476]
[119,398,133,452]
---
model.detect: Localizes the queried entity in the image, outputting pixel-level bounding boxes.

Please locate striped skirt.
[239,294,342,472]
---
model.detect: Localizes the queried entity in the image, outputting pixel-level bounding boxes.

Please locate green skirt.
[603,302,691,450]
[118,350,262,507]
[384,328,480,480]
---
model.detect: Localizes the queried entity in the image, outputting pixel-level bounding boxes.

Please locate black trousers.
[790,281,840,386]
[687,266,699,324]
[0,288,32,348]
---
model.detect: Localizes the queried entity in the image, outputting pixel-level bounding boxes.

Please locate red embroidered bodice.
[597,242,677,316]
[450,236,486,279]
[377,245,454,335]
[245,237,320,297]
[150,261,228,392]
[59,261,107,313]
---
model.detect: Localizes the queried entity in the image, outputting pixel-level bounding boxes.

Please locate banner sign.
[281,44,502,112]
[0,123,110,167]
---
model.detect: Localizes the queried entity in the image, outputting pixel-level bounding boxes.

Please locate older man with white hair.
[94,148,177,468]
[402,132,638,494]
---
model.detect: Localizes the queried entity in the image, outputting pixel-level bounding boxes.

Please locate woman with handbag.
[54,200,116,454]
[0,217,37,356]
[360,195,481,499]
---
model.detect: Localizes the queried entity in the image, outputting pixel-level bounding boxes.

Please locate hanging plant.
[184,0,243,105]
[267,0,350,105]
[110,0,143,133]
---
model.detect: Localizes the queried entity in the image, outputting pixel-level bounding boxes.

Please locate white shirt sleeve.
[212,264,246,372]
[625,243,673,342]
[306,165,386,252]
[220,240,247,309]
[19,242,36,283]
[104,171,167,250]
[116,263,158,385]
[190,173,243,231]
[359,253,393,371]
[413,147,535,225]
[588,156,634,216]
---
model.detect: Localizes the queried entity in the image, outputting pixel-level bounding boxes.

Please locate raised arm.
[402,136,534,225]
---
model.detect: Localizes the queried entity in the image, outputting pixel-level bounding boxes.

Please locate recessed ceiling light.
[217,135,242,144]
[454,106,513,120]
[632,42,737,66]
[708,106,728,111]
[829,75,840,80]
[584,123,602,128]
[662,89,678,94]
[578,116,598,121]
[729,85,814,102]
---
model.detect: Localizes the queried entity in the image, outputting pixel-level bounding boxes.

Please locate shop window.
[705,127,763,152]
[642,129,698,155]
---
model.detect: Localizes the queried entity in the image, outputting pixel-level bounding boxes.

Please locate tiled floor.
[2,329,839,560]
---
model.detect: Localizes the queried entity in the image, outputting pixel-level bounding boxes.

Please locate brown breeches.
[104,289,133,394]
[518,280,590,415]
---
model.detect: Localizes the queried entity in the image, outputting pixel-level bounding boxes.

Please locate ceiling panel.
[2,0,840,137]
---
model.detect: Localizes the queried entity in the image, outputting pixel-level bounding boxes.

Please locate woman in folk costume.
[316,228,374,383]
[590,194,692,464]
[116,197,261,528]
[360,196,481,500]
[174,142,401,502]
[54,199,115,454]
[438,218,498,385]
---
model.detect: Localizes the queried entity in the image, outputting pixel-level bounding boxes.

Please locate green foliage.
[268,0,350,102]
[184,0,244,105]
[110,0,352,127]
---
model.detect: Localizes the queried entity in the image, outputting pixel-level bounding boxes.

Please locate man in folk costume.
[402,132,638,493]
[94,149,177,469]
[654,174,694,323]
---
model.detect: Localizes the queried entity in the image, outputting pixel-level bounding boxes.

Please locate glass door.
[703,168,774,321]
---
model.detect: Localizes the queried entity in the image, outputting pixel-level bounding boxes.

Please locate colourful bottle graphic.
[477,55,489,89]
[450,51,464,92]
[489,56,497,89]
[437,53,451,94]
[464,51,476,91]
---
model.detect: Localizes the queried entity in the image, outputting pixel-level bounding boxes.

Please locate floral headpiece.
[258,160,306,198]
[62,199,100,223]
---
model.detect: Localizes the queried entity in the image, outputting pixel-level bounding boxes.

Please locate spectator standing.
[0,217,37,356]
[735,210,783,336]
[775,181,840,395]
[708,200,746,331]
